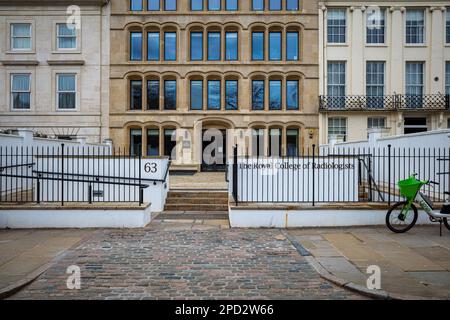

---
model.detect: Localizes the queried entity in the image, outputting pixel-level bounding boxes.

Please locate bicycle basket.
[398,177,422,199]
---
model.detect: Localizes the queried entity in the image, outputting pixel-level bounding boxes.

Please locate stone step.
[164,204,228,211]
[165,198,228,205]
[167,191,228,199]
[155,211,229,220]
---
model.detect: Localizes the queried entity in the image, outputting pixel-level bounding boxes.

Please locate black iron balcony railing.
[319,94,450,111]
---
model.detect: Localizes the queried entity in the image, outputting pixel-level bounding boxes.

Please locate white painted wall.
[0,206,153,228]
[229,208,434,228]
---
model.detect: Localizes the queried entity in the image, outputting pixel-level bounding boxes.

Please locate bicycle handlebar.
[428,180,440,185]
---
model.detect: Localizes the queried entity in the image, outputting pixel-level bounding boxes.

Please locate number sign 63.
[144,162,157,173]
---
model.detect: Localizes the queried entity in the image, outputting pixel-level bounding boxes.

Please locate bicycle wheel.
[444,218,450,231]
[386,201,418,233]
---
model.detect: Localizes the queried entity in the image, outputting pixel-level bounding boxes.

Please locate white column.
[430,7,445,94]
[390,7,404,94]
[350,6,364,95]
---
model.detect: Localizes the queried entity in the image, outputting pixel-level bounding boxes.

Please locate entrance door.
[201,129,227,171]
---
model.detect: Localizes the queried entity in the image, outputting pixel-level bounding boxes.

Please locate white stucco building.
[0,0,110,143]
[318,0,450,144]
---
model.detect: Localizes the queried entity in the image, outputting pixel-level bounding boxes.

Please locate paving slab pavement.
[0,229,95,297]
[288,226,450,299]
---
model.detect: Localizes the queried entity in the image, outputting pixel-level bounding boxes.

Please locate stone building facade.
[318,0,450,144]
[109,0,319,171]
[0,0,110,143]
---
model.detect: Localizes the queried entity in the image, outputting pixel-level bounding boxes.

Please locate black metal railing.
[319,94,450,111]
[0,144,168,206]
[229,145,450,205]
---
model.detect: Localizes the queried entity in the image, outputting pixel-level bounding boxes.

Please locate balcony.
[319,94,450,111]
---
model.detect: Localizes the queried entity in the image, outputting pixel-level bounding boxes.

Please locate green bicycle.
[386,174,450,234]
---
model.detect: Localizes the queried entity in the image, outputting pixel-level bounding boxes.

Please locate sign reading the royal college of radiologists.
[239,160,356,171]
[236,157,359,202]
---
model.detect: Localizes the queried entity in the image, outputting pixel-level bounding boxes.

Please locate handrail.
[359,158,385,202]
[0,173,149,188]
[0,163,35,172]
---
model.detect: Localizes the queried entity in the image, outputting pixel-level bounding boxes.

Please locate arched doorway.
[196,118,234,172]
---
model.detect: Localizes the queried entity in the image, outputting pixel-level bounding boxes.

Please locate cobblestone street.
[10,222,364,300]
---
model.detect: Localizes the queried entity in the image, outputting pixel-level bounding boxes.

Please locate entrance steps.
[157,190,229,220]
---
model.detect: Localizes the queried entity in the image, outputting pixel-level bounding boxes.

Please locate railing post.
[139,148,142,206]
[36,177,40,204]
[88,184,92,204]
[312,144,316,206]
[232,145,238,206]
[61,143,64,207]
[368,155,373,202]
[387,144,391,206]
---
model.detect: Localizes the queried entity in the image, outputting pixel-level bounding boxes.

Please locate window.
[286,129,299,157]
[11,23,31,50]
[225,80,238,110]
[447,11,450,44]
[269,128,281,157]
[57,74,76,109]
[165,0,176,11]
[269,80,282,110]
[252,0,264,11]
[269,0,281,11]
[130,80,142,110]
[327,61,346,108]
[57,24,76,49]
[225,32,238,60]
[190,32,203,60]
[191,0,202,11]
[190,80,203,110]
[252,129,264,157]
[164,129,176,159]
[286,0,298,11]
[130,129,142,156]
[164,80,176,110]
[208,32,221,60]
[147,80,160,110]
[404,117,427,134]
[328,118,347,142]
[366,61,385,108]
[269,32,281,60]
[226,0,238,11]
[446,61,450,96]
[327,9,346,43]
[130,0,143,11]
[11,74,31,109]
[252,80,265,110]
[147,129,160,156]
[208,80,221,110]
[406,10,425,44]
[368,117,386,129]
[252,32,264,60]
[286,32,299,60]
[130,32,142,61]
[164,32,176,61]
[147,32,160,60]
[286,80,299,110]
[208,0,220,10]
[148,0,160,10]
[405,62,424,108]
[366,8,385,44]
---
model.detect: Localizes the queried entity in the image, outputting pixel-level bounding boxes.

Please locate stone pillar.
[350,6,364,95]
[390,7,405,94]
[430,7,445,94]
